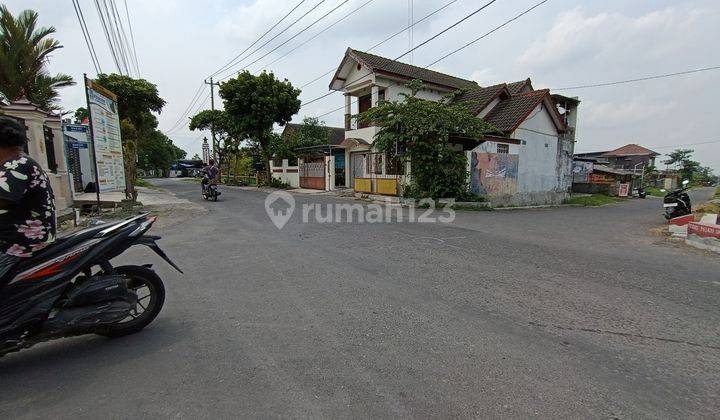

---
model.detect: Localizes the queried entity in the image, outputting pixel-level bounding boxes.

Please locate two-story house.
[327,48,580,205]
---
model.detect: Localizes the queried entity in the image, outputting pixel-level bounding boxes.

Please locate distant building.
[575,144,659,170]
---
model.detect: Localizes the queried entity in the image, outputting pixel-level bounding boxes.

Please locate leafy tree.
[191,153,201,161]
[73,107,88,124]
[138,130,186,174]
[189,109,241,171]
[289,117,331,149]
[0,6,74,109]
[94,73,165,134]
[665,149,701,182]
[219,70,301,178]
[357,79,492,199]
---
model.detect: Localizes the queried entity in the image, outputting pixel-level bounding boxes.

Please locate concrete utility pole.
[204,77,220,161]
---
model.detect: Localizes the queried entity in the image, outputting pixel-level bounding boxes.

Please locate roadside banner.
[85,77,126,193]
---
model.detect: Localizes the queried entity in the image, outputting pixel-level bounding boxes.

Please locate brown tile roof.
[600,144,659,157]
[483,89,551,133]
[507,79,532,95]
[283,123,345,146]
[452,83,510,114]
[348,49,479,90]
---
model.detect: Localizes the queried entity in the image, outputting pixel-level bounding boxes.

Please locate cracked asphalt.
[1,181,718,419]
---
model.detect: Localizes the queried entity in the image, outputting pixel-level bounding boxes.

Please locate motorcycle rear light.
[129,216,158,237]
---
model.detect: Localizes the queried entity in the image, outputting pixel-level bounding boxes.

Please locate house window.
[372,153,383,174]
[385,152,405,175]
[497,144,509,154]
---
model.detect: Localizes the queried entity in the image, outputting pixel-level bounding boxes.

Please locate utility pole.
[204,77,220,161]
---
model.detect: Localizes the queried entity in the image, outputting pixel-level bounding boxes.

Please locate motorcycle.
[203,181,220,201]
[662,180,692,220]
[0,213,181,358]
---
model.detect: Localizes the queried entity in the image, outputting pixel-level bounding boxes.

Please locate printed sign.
[86,79,126,192]
[618,183,630,197]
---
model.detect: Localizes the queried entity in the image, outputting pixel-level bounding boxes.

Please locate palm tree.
[0,6,74,109]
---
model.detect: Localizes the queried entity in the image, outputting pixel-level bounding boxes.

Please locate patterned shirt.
[0,154,56,257]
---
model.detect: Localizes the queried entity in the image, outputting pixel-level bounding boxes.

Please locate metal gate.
[351,152,400,195]
[299,158,325,190]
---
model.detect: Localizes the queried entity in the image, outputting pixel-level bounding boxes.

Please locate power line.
[553,66,720,91]
[298,0,459,90]
[101,0,130,74]
[94,0,123,74]
[167,91,212,136]
[255,0,376,72]
[123,0,140,77]
[427,0,549,67]
[211,0,319,79]
[109,0,138,76]
[72,0,101,74]
[218,0,352,81]
[301,0,499,108]
[163,83,207,133]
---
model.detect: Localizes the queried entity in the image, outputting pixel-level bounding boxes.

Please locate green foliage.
[189,109,241,164]
[94,73,165,134]
[272,116,331,162]
[664,148,717,185]
[0,6,74,109]
[357,80,491,199]
[137,129,186,174]
[73,107,88,123]
[219,70,301,176]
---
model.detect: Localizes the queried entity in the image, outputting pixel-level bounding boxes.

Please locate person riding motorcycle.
[0,116,56,279]
[201,159,219,196]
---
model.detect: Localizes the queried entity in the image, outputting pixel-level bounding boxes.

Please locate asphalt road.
[1,181,718,419]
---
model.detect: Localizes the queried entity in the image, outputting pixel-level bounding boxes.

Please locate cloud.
[517,6,707,68]
[469,68,498,86]
[582,96,677,129]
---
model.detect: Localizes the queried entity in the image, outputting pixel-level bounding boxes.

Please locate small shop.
[572,164,634,196]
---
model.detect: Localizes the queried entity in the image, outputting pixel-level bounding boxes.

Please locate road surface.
[1,182,718,419]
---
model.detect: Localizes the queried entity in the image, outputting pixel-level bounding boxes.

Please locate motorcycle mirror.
[682,179,690,185]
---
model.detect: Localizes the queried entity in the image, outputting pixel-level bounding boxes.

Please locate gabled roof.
[282,123,345,146]
[452,83,510,114]
[483,89,566,134]
[600,144,659,157]
[331,48,479,91]
[507,78,533,95]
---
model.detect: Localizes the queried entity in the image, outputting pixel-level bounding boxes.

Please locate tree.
[73,107,88,124]
[219,70,301,179]
[94,73,165,134]
[357,80,492,199]
[189,109,241,170]
[0,6,74,109]
[191,153,201,161]
[137,130,186,175]
[665,149,701,182]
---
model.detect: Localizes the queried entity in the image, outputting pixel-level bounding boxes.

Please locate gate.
[299,158,325,190]
[351,152,400,195]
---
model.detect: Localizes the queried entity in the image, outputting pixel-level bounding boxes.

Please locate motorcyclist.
[0,116,56,278]
[202,159,219,195]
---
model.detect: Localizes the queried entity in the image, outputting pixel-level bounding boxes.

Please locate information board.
[86,79,126,192]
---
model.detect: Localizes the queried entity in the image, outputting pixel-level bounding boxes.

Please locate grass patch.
[645,187,666,197]
[715,186,720,199]
[564,194,625,207]
[133,178,163,190]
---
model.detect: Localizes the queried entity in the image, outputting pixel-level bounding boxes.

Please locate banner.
[86,78,126,192]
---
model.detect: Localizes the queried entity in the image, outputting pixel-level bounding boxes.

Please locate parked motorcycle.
[0,213,181,358]
[637,186,647,199]
[662,180,692,220]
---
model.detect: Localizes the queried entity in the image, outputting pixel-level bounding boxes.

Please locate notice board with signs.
[86,78,126,192]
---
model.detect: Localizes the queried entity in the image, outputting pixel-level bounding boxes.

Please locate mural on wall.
[470,151,519,196]
[572,160,593,183]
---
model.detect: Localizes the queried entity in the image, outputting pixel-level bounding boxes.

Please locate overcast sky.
[8,0,720,171]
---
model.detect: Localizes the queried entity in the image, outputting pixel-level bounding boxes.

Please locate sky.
[7,0,720,172]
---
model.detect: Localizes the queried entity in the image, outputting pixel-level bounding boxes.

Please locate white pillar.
[371,85,379,107]
[325,155,335,191]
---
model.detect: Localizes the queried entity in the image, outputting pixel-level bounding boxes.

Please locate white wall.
[511,104,561,193]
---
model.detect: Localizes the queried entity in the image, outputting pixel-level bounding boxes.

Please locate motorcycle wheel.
[212,191,218,202]
[96,265,166,338]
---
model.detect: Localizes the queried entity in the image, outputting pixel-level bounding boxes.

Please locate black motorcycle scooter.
[662,180,692,220]
[0,213,181,357]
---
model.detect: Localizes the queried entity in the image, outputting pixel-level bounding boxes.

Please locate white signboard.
[86,79,126,192]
